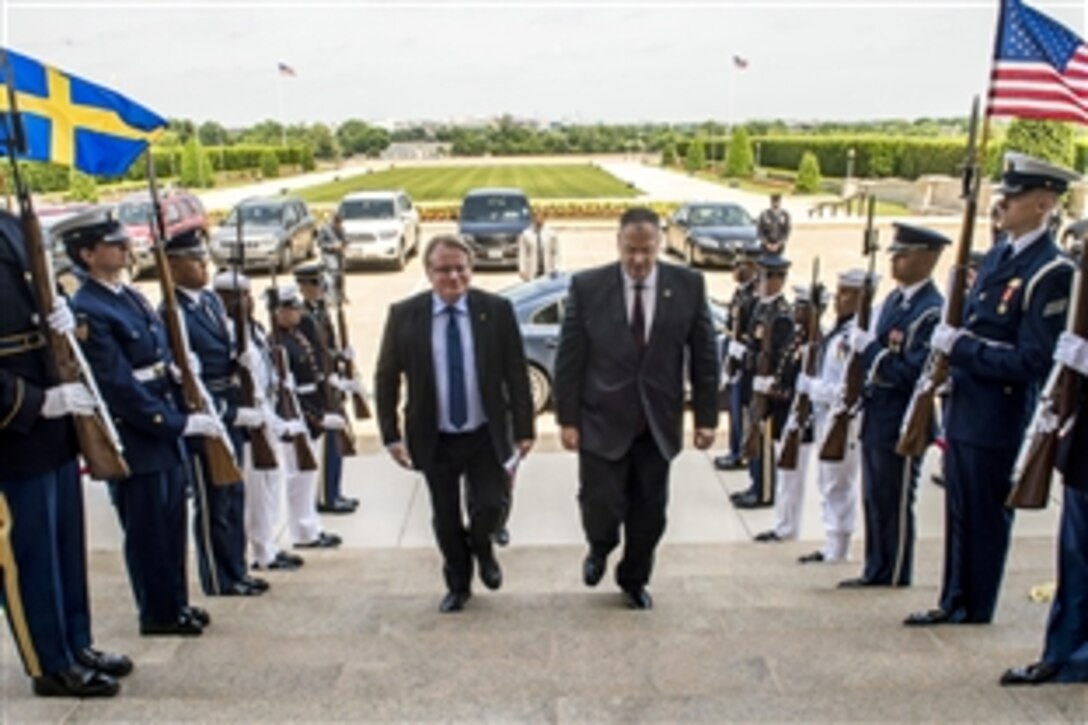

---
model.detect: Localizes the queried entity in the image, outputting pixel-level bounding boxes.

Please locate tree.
[795,151,822,193]
[179,137,214,188]
[259,149,280,179]
[1003,118,1075,169]
[684,136,707,173]
[308,123,337,159]
[197,120,228,146]
[299,144,316,172]
[168,118,195,143]
[660,137,677,166]
[67,169,98,202]
[724,128,755,178]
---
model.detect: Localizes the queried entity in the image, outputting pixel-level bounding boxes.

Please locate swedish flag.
[0,48,166,176]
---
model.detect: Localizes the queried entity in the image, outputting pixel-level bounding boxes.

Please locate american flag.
[733,55,749,70]
[988,0,1088,124]
[277,61,296,77]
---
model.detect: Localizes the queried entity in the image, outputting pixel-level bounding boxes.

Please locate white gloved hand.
[237,346,264,375]
[796,374,813,397]
[340,378,363,395]
[321,413,346,431]
[40,383,96,419]
[752,375,774,394]
[728,340,748,361]
[233,406,265,429]
[183,413,224,438]
[930,322,963,355]
[284,419,308,437]
[341,345,355,362]
[47,297,75,336]
[1055,331,1088,377]
[809,380,841,405]
[849,326,875,354]
[186,352,203,376]
[263,411,288,437]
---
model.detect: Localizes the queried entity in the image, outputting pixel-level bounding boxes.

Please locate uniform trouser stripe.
[761,419,773,502]
[191,458,221,595]
[891,455,913,586]
[0,494,41,676]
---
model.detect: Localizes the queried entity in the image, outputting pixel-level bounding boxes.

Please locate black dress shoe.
[74,647,133,678]
[140,615,203,636]
[296,531,342,549]
[583,554,606,587]
[798,551,825,564]
[341,496,360,507]
[479,557,503,591]
[903,608,951,626]
[184,606,211,627]
[219,581,263,596]
[255,552,305,570]
[492,527,511,547]
[733,493,773,509]
[1000,661,1061,686]
[837,577,876,589]
[729,490,750,502]
[33,664,119,698]
[243,575,270,592]
[753,530,781,543]
[438,590,471,613]
[714,455,745,471]
[624,587,653,610]
[317,500,356,514]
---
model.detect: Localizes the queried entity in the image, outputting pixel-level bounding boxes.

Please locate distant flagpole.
[276,62,296,147]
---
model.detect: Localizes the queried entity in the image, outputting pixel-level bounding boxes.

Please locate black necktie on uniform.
[631,283,647,348]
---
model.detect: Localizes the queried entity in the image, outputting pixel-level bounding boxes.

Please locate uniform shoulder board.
[1023,256,1075,312]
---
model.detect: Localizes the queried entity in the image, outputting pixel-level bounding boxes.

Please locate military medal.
[887,328,904,353]
[997,278,1021,315]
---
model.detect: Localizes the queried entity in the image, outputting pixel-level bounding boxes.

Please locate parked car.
[334,190,420,270]
[116,189,209,279]
[39,203,92,285]
[458,188,532,270]
[210,196,317,272]
[500,273,727,414]
[664,202,757,268]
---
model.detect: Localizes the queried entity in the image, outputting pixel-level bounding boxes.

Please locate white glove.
[186,352,203,376]
[321,413,346,431]
[284,419,308,437]
[47,297,75,336]
[337,378,362,395]
[809,380,841,405]
[183,413,224,438]
[752,375,774,394]
[1055,331,1088,377]
[341,345,355,362]
[40,383,96,418]
[849,326,875,354]
[237,347,264,375]
[728,340,748,361]
[930,322,963,355]
[263,411,288,437]
[796,374,813,397]
[234,406,265,429]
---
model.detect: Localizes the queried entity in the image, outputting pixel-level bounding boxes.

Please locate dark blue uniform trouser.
[860,445,919,586]
[320,432,344,506]
[108,465,190,627]
[744,417,775,503]
[189,452,247,595]
[0,459,91,676]
[728,383,744,462]
[1042,485,1088,681]
[938,439,1017,623]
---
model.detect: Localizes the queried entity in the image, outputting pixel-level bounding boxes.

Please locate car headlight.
[461,234,475,244]
[378,229,399,240]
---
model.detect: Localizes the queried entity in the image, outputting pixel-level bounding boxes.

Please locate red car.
[116,189,209,279]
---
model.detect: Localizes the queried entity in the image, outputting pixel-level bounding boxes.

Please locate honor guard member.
[269,284,343,550]
[215,272,305,572]
[715,242,760,471]
[1002,330,1088,685]
[64,209,212,636]
[908,154,1077,626]
[732,253,794,510]
[757,193,791,255]
[294,261,359,515]
[797,269,872,564]
[0,209,131,698]
[839,224,946,589]
[754,284,824,542]
[164,230,268,597]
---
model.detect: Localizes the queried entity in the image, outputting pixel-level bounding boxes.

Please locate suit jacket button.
[1003,386,1012,395]
[979,292,987,301]
[153,414,163,424]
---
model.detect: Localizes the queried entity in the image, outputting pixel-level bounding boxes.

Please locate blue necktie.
[446,305,467,429]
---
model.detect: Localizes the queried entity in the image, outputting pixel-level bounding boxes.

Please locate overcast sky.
[2,0,1086,127]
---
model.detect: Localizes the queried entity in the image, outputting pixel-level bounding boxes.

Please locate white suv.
[335,190,420,269]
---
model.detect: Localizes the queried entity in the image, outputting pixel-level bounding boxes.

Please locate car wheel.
[527,364,551,415]
[684,241,696,266]
[277,244,292,273]
[393,240,406,271]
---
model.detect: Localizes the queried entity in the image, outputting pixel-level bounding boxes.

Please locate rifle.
[742,297,776,461]
[1007,259,1087,508]
[819,196,879,461]
[896,96,984,457]
[779,259,823,470]
[230,213,278,470]
[331,243,371,420]
[0,52,129,480]
[724,281,750,385]
[266,280,318,472]
[146,157,242,485]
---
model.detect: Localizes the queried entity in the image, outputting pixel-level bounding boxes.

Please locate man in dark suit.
[375,234,535,613]
[554,207,719,610]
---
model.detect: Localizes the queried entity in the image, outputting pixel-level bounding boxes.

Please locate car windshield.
[117,201,153,226]
[688,205,751,227]
[339,199,396,220]
[461,195,530,223]
[226,204,283,227]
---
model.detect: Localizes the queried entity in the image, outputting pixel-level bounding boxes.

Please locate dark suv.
[457,188,532,269]
[116,189,209,279]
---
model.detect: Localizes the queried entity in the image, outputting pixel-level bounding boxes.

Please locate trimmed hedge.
[415,199,681,222]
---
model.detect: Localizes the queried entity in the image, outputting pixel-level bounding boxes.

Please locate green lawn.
[296,164,641,203]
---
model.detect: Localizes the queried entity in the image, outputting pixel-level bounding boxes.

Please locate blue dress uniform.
[715,266,758,471]
[922,156,1076,626]
[164,229,254,596]
[0,210,124,697]
[64,213,202,636]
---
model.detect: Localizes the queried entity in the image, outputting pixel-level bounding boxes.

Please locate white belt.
[133,362,167,383]
[296,383,317,394]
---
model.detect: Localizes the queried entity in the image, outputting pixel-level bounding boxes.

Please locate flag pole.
[276,70,285,147]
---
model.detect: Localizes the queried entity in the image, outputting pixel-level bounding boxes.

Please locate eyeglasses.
[430,265,468,276]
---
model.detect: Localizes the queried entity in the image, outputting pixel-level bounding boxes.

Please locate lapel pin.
[663,288,672,299]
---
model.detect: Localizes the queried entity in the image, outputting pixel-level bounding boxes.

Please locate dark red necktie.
[631,283,647,348]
